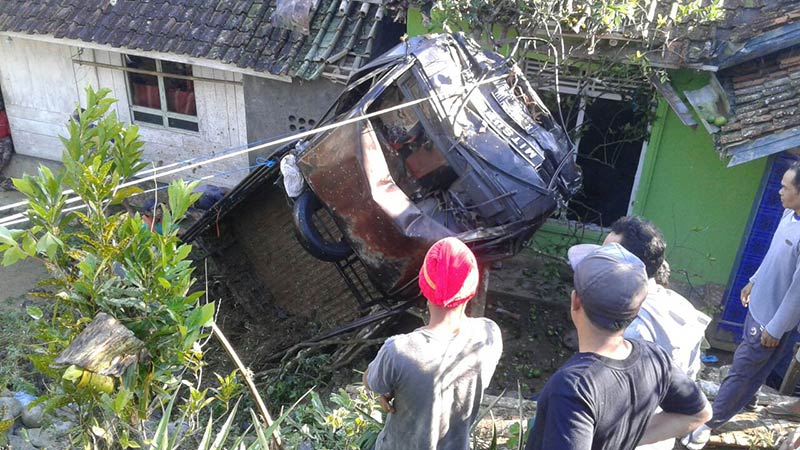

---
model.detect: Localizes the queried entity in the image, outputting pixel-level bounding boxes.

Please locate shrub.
[0,87,212,449]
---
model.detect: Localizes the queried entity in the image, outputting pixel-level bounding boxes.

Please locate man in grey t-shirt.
[363,237,502,450]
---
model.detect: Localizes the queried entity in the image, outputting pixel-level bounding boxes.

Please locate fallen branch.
[330,317,393,369]
[263,337,388,366]
[495,307,521,321]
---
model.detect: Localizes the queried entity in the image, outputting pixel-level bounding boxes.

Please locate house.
[0,0,404,187]
[408,1,800,347]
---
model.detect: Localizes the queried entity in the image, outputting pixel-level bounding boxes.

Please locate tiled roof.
[673,0,800,67]
[663,0,800,165]
[0,0,397,81]
[714,47,800,163]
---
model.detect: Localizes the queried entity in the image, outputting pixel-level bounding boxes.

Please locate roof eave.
[724,127,800,167]
[715,22,800,70]
[0,30,294,83]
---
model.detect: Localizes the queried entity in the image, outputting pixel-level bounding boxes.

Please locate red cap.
[419,237,479,308]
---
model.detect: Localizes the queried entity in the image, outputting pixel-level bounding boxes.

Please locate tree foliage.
[0,86,212,449]
[428,0,724,58]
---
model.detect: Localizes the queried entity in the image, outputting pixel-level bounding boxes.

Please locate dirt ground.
[198,247,577,404]
[483,252,576,397]
[485,295,573,398]
[0,191,50,301]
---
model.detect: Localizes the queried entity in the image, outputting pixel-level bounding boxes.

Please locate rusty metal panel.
[293,33,582,298]
[299,120,451,294]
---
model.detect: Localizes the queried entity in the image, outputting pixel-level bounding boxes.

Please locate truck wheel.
[292,190,353,262]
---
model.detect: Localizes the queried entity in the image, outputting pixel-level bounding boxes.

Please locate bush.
[281,387,384,450]
[0,87,213,449]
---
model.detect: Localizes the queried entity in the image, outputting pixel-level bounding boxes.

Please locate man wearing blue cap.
[525,243,711,450]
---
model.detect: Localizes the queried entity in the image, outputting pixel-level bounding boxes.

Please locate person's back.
[527,339,704,450]
[605,216,710,380]
[367,317,501,450]
[526,243,711,450]
[625,280,710,379]
[364,237,503,450]
[603,216,711,450]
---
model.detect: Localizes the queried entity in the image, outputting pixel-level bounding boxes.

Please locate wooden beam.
[648,74,698,128]
[72,59,242,86]
[468,266,491,318]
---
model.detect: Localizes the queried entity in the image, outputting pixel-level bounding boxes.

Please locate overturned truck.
[183,33,581,343]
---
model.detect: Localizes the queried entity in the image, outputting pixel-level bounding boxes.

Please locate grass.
[0,295,39,394]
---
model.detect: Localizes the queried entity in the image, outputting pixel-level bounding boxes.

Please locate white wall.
[0,36,249,188]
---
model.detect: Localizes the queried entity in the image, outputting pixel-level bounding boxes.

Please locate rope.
[0,73,508,227]
[0,132,295,214]
[0,160,276,227]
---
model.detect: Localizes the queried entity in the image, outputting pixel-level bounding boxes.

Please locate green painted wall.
[406,11,767,286]
[530,71,765,286]
[631,70,766,285]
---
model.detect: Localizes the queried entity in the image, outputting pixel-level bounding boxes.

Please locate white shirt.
[625,279,711,450]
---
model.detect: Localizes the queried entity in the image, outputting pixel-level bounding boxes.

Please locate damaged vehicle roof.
[288,33,581,298]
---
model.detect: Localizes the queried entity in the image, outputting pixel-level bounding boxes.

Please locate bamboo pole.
[211,322,283,450]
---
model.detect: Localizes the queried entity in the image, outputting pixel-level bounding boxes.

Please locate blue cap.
[567,243,648,331]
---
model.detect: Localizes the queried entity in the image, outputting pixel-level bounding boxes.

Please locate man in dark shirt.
[525,243,711,450]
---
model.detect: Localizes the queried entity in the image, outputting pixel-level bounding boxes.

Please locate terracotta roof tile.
[0,0,395,81]
[717,47,800,155]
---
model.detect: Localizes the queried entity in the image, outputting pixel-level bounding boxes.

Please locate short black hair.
[609,216,666,279]
[789,160,800,191]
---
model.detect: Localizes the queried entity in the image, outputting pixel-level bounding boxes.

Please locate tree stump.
[52,312,147,377]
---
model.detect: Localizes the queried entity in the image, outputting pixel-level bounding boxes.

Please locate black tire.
[292,190,353,262]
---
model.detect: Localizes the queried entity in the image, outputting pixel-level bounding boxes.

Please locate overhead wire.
[0,73,508,228]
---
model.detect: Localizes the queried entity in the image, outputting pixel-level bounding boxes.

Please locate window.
[125,55,198,132]
[525,59,651,228]
[564,96,648,227]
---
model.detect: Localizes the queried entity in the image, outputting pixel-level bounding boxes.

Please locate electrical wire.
[0,130,296,215]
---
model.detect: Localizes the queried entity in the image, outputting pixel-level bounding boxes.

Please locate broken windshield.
[366,69,467,231]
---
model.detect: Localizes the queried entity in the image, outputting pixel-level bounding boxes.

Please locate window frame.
[580,93,649,218]
[123,56,199,133]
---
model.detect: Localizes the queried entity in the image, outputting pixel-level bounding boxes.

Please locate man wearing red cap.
[363,237,503,450]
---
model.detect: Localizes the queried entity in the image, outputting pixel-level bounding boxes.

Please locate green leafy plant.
[142,384,311,450]
[0,86,212,449]
[281,387,384,450]
[505,421,530,450]
[266,353,334,407]
[429,0,723,56]
[213,370,244,406]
